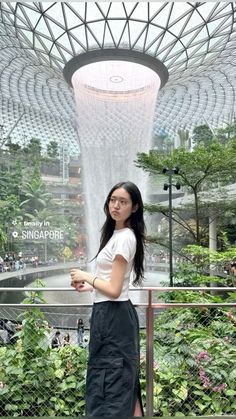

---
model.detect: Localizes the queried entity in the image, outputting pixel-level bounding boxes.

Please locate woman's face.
[108,187,136,228]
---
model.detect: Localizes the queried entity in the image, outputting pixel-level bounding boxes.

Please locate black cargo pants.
[85,299,143,417]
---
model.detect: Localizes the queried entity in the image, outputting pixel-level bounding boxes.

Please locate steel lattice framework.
[0,2,236,153]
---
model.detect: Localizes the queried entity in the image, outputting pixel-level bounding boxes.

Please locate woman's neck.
[115,221,130,230]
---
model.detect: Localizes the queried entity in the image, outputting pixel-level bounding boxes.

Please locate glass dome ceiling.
[0,2,236,154]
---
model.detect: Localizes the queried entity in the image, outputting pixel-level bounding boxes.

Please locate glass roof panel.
[70,26,87,47]
[15,6,30,29]
[51,44,65,60]
[189,25,209,47]
[96,2,111,17]
[197,2,216,21]
[208,36,225,51]
[86,27,100,49]
[18,28,33,46]
[44,18,65,39]
[0,1,235,155]
[158,31,178,52]
[129,3,148,21]
[45,3,65,26]
[103,23,116,47]
[145,24,164,49]
[107,20,128,46]
[35,16,53,39]
[168,17,190,37]
[86,3,107,21]
[210,2,233,19]
[106,2,127,19]
[132,26,148,50]
[63,4,85,28]
[182,10,206,34]
[129,20,148,47]
[22,8,41,29]
[37,34,54,52]
[87,21,106,45]
[57,33,73,52]
[168,3,193,24]
[149,2,171,25]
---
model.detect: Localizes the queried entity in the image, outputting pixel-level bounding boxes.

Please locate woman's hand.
[70,268,87,283]
[71,281,93,293]
[70,269,93,292]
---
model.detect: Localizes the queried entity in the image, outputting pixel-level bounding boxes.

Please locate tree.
[215,119,236,144]
[136,139,236,246]
[20,166,51,216]
[5,142,22,154]
[152,129,174,153]
[192,124,213,146]
[23,138,42,159]
[47,141,59,158]
[0,160,23,200]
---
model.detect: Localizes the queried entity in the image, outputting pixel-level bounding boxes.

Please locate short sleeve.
[112,231,136,263]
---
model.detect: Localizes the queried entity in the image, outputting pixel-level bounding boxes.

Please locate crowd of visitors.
[1,318,89,348]
[50,324,88,349]
[0,252,40,273]
[0,253,59,273]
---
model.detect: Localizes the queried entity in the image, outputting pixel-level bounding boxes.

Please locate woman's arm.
[70,255,127,299]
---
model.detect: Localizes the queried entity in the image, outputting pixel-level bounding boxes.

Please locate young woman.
[70,181,146,417]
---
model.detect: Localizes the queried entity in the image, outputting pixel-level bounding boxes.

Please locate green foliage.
[0,277,236,416]
[5,142,22,154]
[136,137,236,245]
[47,141,59,158]
[0,195,22,225]
[173,244,236,287]
[139,280,236,416]
[0,160,23,200]
[192,124,213,147]
[0,281,87,416]
[139,246,236,415]
[20,174,51,215]
[23,138,42,159]
[145,302,236,416]
[216,119,236,144]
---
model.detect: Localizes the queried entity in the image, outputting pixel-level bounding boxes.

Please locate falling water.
[72,61,161,267]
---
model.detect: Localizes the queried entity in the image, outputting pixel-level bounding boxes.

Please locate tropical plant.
[139,260,236,416]
[22,138,42,159]
[20,172,51,216]
[146,298,236,416]
[192,124,213,146]
[0,281,87,416]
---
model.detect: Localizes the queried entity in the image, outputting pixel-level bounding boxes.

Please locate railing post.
[146,289,154,417]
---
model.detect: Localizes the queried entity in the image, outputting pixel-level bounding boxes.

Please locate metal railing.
[1,286,236,417]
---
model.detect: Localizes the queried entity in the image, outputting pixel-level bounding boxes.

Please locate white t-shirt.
[93,227,136,303]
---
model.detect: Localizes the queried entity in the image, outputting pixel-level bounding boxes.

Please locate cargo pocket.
[87,357,124,401]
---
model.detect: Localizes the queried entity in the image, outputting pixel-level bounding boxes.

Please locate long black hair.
[96,181,146,286]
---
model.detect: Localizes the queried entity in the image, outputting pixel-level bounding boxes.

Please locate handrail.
[0,286,236,291]
[1,286,236,416]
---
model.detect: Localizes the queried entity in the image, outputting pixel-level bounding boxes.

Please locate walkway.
[0,261,80,283]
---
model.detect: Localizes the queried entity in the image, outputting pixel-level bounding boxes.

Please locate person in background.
[51,330,61,349]
[63,333,71,346]
[71,181,146,417]
[76,318,84,346]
